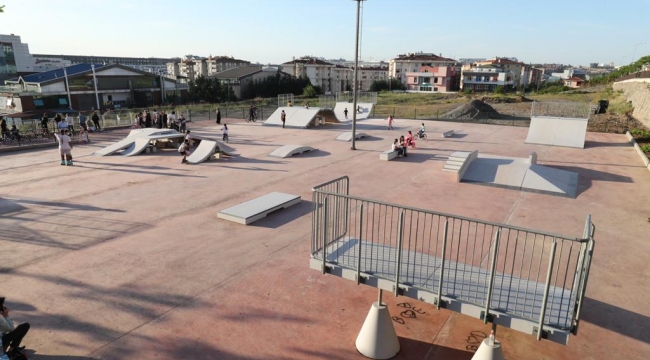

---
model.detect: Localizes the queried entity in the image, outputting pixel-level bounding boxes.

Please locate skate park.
[1,109,649,359]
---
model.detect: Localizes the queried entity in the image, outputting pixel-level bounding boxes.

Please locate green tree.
[0,5,5,13]
[494,85,505,94]
[187,75,235,103]
[240,74,311,100]
[302,85,319,98]
[369,78,406,92]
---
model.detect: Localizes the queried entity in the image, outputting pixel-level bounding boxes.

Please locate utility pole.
[632,42,646,63]
[350,0,366,151]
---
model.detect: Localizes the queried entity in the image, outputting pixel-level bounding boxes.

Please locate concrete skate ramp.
[336,132,368,142]
[94,137,137,156]
[461,154,578,198]
[334,102,374,122]
[218,192,302,225]
[269,145,315,158]
[264,107,320,128]
[525,116,588,148]
[128,128,178,138]
[186,140,218,164]
[121,137,151,157]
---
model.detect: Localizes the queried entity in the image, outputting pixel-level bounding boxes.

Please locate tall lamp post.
[632,42,646,63]
[350,0,366,151]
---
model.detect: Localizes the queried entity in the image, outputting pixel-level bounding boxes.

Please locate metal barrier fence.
[311,176,595,343]
[531,101,594,119]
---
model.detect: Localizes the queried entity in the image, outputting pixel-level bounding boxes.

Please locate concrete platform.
[1,117,648,360]
[217,192,301,225]
[336,131,369,142]
[462,154,579,198]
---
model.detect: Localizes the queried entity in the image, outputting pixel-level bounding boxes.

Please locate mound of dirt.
[480,95,533,104]
[442,100,500,119]
[588,113,649,133]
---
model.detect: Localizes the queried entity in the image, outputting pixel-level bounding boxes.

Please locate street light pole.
[632,42,646,63]
[350,0,366,151]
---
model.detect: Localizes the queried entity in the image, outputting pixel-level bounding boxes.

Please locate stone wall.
[613,78,650,128]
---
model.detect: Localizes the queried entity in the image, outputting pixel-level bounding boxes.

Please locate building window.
[434,77,438,83]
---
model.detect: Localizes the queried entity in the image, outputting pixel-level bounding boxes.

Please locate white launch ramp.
[334,102,374,122]
[525,116,588,148]
[218,192,301,225]
[269,145,315,158]
[94,129,185,156]
[186,139,237,164]
[121,137,153,157]
[264,107,321,128]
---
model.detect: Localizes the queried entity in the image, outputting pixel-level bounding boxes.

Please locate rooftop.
[283,57,336,66]
[211,65,264,79]
[8,63,106,84]
[393,53,457,62]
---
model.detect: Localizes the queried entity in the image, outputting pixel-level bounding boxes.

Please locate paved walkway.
[1,117,648,359]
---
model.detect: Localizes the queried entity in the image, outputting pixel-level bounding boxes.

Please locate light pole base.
[471,339,505,360]
[355,301,400,359]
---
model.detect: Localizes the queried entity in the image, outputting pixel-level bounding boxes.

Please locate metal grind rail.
[310,176,595,345]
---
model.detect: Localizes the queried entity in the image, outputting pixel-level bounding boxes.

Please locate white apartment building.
[460,64,516,91]
[389,52,458,84]
[0,34,36,81]
[167,55,251,83]
[358,66,388,91]
[282,57,352,93]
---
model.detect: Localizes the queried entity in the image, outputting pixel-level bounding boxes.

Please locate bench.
[217,192,302,225]
[442,130,455,138]
[380,150,399,161]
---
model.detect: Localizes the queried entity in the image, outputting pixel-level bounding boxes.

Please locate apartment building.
[167,55,251,83]
[389,52,458,85]
[460,64,515,92]
[358,66,388,91]
[404,65,459,92]
[0,34,36,81]
[282,57,352,93]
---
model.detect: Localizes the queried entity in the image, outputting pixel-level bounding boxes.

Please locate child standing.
[387,115,394,130]
[55,129,74,165]
[221,124,229,143]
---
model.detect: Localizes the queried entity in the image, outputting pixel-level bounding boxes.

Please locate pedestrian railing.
[310,176,595,345]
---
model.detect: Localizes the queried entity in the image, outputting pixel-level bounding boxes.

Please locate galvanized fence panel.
[310,178,594,333]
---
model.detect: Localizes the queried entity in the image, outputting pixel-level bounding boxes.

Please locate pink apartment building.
[404,66,459,92]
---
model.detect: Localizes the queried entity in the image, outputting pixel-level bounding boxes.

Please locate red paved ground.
[1,117,648,359]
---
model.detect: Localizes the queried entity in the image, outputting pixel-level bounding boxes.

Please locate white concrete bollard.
[355,301,400,359]
[471,338,505,360]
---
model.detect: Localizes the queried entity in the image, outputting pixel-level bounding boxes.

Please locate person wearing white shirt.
[65,114,74,133]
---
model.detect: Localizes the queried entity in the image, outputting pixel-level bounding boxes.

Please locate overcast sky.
[1,0,649,66]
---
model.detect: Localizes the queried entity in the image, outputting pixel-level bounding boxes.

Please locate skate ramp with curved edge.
[334,102,374,122]
[336,131,369,142]
[525,116,588,148]
[121,137,152,157]
[269,145,316,158]
[94,130,184,156]
[264,107,321,128]
[186,140,218,164]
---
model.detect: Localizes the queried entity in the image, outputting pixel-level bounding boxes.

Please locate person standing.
[344,108,348,120]
[387,115,394,130]
[216,109,221,124]
[92,111,101,131]
[178,139,191,164]
[221,124,229,143]
[162,111,168,128]
[145,111,152,128]
[280,110,286,129]
[168,111,177,130]
[78,112,87,132]
[41,113,50,134]
[54,113,62,129]
[65,113,75,134]
[54,129,74,165]
[179,114,187,132]
[1,299,31,356]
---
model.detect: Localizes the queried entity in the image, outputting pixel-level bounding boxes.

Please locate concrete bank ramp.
[94,129,184,156]
[93,137,138,156]
[264,107,320,128]
[525,116,588,148]
[336,131,369,142]
[186,139,237,164]
[334,102,374,122]
[461,153,579,198]
[269,145,315,158]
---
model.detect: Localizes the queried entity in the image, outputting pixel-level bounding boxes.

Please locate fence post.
[356,203,364,285]
[537,240,558,340]
[394,211,405,296]
[415,108,417,119]
[437,219,449,309]
[189,109,192,121]
[483,229,501,323]
[322,196,329,275]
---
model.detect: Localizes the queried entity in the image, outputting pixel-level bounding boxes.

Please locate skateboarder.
[178,139,191,164]
[344,108,348,120]
[280,110,286,128]
[55,129,74,165]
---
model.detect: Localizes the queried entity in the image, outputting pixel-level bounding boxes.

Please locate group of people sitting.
[1,297,30,358]
[391,124,426,158]
[0,118,21,143]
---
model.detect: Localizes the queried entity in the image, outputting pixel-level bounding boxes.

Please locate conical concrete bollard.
[355,301,400,359]
[471,338,505,360]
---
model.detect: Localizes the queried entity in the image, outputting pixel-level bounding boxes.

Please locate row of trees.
[590,55,650,85]
[187,76,237,103]
[241,74,312,100]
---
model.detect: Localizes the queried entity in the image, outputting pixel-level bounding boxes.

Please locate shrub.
[302,85,319,98]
